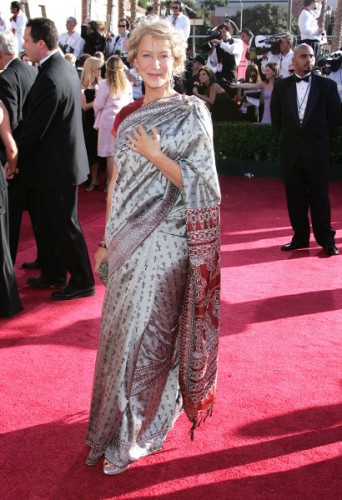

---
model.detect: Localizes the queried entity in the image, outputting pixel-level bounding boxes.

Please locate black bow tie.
[294,74,311,83]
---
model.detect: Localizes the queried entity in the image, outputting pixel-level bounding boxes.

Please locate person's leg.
[7,177,27,264]
[105,156,115,188]
[38,186,94,289]
[85,161,99,191]
[308,170,335,247]
[283,164,310,244]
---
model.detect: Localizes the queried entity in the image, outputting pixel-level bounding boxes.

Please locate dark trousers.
[33,186,95,289]
[284,156,335,247]
[0,167,23,317]
[300,39,321,59]
[8,176,41,265]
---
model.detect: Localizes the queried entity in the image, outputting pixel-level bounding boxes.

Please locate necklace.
[296,80,311,124]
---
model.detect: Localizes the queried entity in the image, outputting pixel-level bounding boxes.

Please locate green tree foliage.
[201,0,229,11]
[230,4,298,35]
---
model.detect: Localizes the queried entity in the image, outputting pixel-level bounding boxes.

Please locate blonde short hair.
[81,56,103,89]
[127,16,187,77]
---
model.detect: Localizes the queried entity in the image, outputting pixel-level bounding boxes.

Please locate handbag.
[97,261,108,286]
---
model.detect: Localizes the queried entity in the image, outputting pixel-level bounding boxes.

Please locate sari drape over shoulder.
[86,94,221,467]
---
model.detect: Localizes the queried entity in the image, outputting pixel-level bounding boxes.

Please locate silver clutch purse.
[97,261,108,286]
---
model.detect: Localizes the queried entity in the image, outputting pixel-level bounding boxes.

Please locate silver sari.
[86,95,221,468]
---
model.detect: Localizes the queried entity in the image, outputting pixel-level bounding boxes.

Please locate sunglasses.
[288,69,295,73]
[250,74,257,77]
[118,25,126,28]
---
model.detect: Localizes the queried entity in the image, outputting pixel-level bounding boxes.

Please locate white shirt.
[298,5,322,41]
[10,10,27,52]
[220,37,244,67]
[0,17,8,32]
[108,33,129,55]
[166,13,190,40]
[327,70,342,103]
[58,31,85,59]
[295,73,312,123]
[267,50,294,78]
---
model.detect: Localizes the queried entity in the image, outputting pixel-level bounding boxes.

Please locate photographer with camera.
[320,51,342,100]
[81,19,106,56]
[263,33,294,79]
[320,50,342,123]
[58,16,85,59]
[184,54,205,95]
[209,22,244,89]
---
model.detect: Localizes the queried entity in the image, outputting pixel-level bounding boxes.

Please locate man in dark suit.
[270,44,341,256]
[7,17,95,299]
[0,30,38,267]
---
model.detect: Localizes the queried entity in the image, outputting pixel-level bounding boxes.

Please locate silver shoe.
[103,459,130,475]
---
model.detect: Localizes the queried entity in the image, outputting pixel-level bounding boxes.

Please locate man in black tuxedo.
[0,30,38,267]
[270,44,341,256]
[7,17,95,300]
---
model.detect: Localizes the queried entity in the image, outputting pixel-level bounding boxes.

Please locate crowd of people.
[0,0,341,479]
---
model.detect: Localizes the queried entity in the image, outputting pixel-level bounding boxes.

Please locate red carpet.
[1,176,341,499]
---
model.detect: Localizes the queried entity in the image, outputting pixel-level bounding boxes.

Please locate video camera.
[201,29,222,52]
[317,51,342,75]
[255,34,284,55]
[59,43,74,55]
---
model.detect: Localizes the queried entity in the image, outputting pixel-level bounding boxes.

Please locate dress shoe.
[27,276,67,288]
[21,259,40,270]
[103,459,130,475]
[281,242,309,251]
[51,285,95,301]
[324,244,339,256]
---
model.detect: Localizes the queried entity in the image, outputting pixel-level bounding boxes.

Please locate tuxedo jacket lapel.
[302,75,319,128]
[286,76,300,127]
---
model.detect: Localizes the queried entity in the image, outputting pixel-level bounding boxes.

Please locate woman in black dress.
[81,56,103,191]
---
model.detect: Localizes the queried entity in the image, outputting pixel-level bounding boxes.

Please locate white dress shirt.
[298,5,322,41]
[220,37,244,67]
[267,50,294,78]
[327,69,342,103]
[58,31,85,59]
[10,10,26,52]
[295,73,312,124]
[166,13,190,40]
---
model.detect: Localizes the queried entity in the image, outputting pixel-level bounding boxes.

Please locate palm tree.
[118,0,125,20]
[331,0,342,51]
[152,0,161,15]
[82,0,91,21]
[130,0,137,23]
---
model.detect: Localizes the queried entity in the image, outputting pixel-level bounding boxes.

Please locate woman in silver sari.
[86,17,221,475]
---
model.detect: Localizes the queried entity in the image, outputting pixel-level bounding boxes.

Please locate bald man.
[271,44,341,256]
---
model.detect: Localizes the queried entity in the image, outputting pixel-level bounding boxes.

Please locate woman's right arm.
[0,103,18,178]
[230,81,264,90]
[94,161,118,271]
[193,85,217,106]
[81,88,94,111]
[93,81,107,115]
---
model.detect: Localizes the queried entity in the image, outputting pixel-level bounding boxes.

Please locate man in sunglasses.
[108,19,130,56]
[166,1,190,40]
